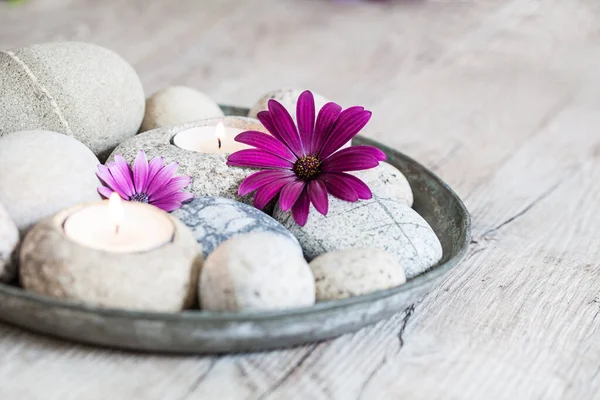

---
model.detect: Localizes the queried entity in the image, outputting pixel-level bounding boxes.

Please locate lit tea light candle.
[172,121,250,154]
[63,193,174,253]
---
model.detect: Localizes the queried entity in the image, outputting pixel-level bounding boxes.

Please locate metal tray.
[0,106,471,354]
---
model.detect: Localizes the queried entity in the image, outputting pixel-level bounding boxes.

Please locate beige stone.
[19,203,202,312]
[0,130,101,234]
[248,88,352,149]
[274,195,442,278]
[248,88,330,120]
[310,248,406,301]
[0,42,145,160]
[140,86,224,132]
[199,232,315,312]
[352,162,413,206]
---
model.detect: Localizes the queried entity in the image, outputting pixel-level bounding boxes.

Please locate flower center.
[129,192,150,203]
[293,155,321,180]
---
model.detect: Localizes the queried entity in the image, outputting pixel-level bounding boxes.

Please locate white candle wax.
[63,197,174,253]
[172,122,249,154]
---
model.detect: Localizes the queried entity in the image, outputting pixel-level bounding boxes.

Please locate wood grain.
[1,0,599,399]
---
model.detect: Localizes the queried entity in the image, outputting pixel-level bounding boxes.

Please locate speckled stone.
[352,162,413,206]
[199,232,315,312]
[310,248,406,300]
[248,89,351,149]
[0,201,19,283]
[0,131,101,234]
[0,42,145,160]
[171,196,299,258]
[140,86,224,132]
[20,203,202,312]
[273,195,442,279]
[109,117,267,204]
[248,89,330,120]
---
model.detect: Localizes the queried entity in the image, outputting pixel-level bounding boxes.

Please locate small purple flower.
[227,90,385,226]
[97,150,193,212]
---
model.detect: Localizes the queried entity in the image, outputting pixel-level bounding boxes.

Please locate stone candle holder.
[19,203,203,312]
[108,116,268,205]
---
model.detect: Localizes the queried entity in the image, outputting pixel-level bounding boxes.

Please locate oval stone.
[0,42,145,160]
[199,232,315,312]
[310,248,406,301]
[273,195,442,279]
[248,88,330,120]
[140,86,224,133]
[171,196,299,258]
[351,162,413,206]
[0,130,101,234]
[0,201,19,283]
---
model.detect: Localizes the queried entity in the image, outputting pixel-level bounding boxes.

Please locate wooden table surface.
[1,0,599,399]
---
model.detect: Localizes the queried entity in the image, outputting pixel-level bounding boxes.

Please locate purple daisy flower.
[96,150,193,212]
[227,90,386,226]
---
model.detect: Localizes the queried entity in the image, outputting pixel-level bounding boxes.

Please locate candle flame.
[109,192,124,234]
[215,122,225,139]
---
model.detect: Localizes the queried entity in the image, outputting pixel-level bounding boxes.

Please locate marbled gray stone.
[0,42,145,160]
[141,86,224,132]
[109,117,266,204]
[199,232,315,312]
[351,161,413,206]
[0,130,101,234]
[0,201,19,283]
[273,195,442,279]
[310,248,406,301]
[171,196,299,258]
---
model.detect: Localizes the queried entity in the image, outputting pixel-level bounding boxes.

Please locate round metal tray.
[0,106,471,354]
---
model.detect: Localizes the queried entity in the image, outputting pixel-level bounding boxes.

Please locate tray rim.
[0,134,471,323]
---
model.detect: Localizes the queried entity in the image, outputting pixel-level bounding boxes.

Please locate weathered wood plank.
[0,0,599,399]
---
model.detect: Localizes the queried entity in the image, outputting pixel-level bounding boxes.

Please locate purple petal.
[151,200,183,212]
[238,170,296,196]
[235,131,296,162]
[257,110,283,142]
[169,191,194,203]
[227,149,294,169]
[107,157,135,197]
[319,173,359,202]
[97,186,114,199]
[133,150,149,194]
[96,165,129,199]
[308,180,328,215]
[152,193,193,211]
[352,145,386,161]
[268,99,303,156]
[254,177,295,209]
[146,162,178,196]
[321,148,379,172]
[311,102,342,155]
[148,176,192,202]
[278,180,306,212]
[292,189,310,226]
[319,108,371,159]
[296,90,315,153]
[146,157,165,190]
[328,172,372,200]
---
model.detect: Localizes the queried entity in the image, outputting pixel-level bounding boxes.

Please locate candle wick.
[217,137,222,149]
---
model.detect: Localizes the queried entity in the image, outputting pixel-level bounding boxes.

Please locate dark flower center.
[293,155,321,180]
[129,192,150,203]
